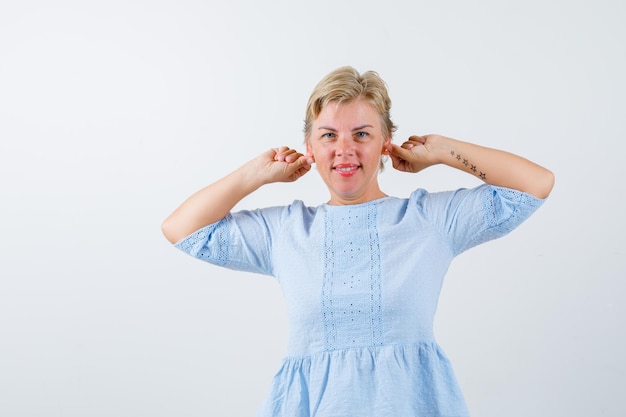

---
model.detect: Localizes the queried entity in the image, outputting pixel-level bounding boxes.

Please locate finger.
[274,146,290,155]
[408,135,425,144]
[294,154,313,167]
[296,159,313,175]
[275,147,298,162]
[385,146,404,165]
[401,135,424,148]
[284,150,303,163]
[387,142,413,158]
[389,152,407,167]
[283,154,307,168]
[285,155,313,177]
[273,147,286,161]
[401,136,423,149]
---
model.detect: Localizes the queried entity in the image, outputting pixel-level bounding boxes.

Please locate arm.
[161,147,313,244]
[386,135,555,199]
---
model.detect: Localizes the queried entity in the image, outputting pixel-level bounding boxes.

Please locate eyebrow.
[317,124,374,131]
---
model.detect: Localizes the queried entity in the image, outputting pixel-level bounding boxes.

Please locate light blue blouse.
[175,185,544,417]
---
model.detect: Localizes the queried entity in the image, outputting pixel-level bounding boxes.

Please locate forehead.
[314,98,381,128]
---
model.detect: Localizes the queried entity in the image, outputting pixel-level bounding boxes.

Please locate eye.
[321,132,336,140]
[355,131,369,139]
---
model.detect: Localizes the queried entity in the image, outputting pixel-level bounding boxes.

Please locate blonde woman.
[162,66,554,417]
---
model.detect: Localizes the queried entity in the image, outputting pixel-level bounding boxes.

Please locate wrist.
[235,161,267,192]
[428,135,454,165]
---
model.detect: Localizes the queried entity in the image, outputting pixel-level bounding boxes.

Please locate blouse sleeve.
[414,184,545,256]
[173,205,287,276]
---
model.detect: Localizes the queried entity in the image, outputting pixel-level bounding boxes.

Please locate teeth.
[336,166,357,172]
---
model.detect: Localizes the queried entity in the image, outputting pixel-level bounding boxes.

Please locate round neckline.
[322,195,395,209]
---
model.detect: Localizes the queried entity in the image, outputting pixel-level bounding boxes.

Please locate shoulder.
[405,187,459,211]
[407,184,501,209]
[402,185,492,225]
[237,200,323,226]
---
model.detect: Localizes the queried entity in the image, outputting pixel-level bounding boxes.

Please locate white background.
[1,1,624,416]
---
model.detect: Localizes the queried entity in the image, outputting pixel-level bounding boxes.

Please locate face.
[306,98,390,205]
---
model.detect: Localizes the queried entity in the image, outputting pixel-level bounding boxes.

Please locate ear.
[381,137,392,155]
[305,141,315,162]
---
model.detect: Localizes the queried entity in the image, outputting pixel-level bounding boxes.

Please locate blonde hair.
[303,66,397,142]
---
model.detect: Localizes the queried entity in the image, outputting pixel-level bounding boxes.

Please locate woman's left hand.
[386,135,440,173]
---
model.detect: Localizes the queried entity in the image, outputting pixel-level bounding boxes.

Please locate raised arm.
[386,134,555,199]
[161,147,313,244]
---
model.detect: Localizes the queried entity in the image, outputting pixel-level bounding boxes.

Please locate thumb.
[286,155,312,173]
[387,142,413,159]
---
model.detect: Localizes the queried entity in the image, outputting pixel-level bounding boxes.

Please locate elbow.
[534,168,555,199]
[161,217,179,244]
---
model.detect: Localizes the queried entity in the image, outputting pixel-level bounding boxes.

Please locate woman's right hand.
[253,147,314,184]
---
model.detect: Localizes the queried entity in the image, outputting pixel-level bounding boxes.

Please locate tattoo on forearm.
[450,150,487,180]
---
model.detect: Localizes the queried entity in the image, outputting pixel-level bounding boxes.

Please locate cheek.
[306,141,321,156]
[309,144,329,161]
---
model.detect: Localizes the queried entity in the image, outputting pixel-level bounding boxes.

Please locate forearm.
[162,147,312,244]
[161,163,264,244]
[433,136,555,199]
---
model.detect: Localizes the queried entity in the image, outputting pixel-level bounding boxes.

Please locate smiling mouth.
[333,164,361,175]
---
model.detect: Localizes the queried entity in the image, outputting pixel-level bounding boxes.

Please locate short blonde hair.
[303,66,397,142]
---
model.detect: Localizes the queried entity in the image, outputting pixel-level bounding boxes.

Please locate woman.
[162,66,554,416]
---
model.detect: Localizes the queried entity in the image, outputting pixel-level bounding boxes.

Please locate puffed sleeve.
[173,205,287,276]
[414,184,545,256]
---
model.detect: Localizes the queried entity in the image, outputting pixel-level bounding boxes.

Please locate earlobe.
[381,139,392,155]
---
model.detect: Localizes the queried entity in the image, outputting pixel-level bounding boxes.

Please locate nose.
[335,135,354,156]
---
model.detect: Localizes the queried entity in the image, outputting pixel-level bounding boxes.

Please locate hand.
[254,146,313,184]
[386,135,440,173]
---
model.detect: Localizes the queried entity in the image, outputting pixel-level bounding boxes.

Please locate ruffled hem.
[256,342,470,417]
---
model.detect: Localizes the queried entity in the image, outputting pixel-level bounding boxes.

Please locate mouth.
[333,164,361,177]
